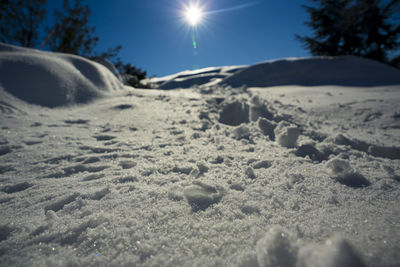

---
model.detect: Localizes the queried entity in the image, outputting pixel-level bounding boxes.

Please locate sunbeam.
[206,1,261,15]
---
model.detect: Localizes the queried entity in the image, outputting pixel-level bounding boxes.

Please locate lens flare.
[185,4,203,26]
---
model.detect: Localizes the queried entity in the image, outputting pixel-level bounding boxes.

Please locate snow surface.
[1,43,400,266]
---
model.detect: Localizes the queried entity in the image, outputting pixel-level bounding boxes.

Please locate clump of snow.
[190,161,209,177]
[256,226,298,267]
[232,124,251,140]
[223,56,400,88]
[258,118,276,140]
[245,166,256,179]
[298,236,366,267]
[219,100,250,126]
[0,43,123,107]
[250,95,274,121]
[274,121,300,148]
[295,144,327,162]
[326,158,370,188]
[252,160,272,169]
[327,158,353,175]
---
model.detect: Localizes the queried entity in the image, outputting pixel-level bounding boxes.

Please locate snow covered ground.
[1,43,400,266]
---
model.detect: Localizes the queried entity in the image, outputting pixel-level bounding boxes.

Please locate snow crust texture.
[1,44,400,266]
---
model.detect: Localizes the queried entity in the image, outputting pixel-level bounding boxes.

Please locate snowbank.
[152,56,400,90]
[223,56,400,87]
[0,43,123,107]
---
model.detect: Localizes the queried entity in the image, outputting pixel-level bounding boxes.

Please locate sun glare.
[185,4,203,26]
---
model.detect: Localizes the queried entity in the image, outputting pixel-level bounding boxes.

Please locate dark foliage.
[390,54,400,68]
[90,47,148,85]
[94,45,123,63]
[118,63,147,87]
[120,63,147,81]
[45,0,98,57]
[0,0,47,48]
[297,0,400,63]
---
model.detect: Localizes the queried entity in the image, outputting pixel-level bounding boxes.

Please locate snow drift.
[154,56,400,89]
[0,43,123,107]
[223,56,400,88]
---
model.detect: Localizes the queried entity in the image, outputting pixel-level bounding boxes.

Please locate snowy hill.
[0,43,400,267]
[153,56,400,89]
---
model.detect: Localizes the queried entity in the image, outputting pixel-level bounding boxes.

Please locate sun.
[185,4,204,26]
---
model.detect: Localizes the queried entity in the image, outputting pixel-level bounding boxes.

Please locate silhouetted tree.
[390,54,400,68]
[95,45,123,63]
[117,62,147,87]
[297,0,400,63]
[0,0,47,47]
[46,0,98,56]
[120,63,147,80]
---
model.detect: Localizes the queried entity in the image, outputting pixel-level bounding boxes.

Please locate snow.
[256,226,298,267]
[148,56,400,90]
[1,43,400,266]
[274,121,300,148]
[150,65,247,89]
[223,56,400,88]
[297,236,366,267]
[0,43,123,108]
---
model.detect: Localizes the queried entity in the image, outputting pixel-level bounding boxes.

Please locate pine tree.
[0,0,47,48]
[297,0,400,63]
[45,0,98,56]
[356,0,400,62]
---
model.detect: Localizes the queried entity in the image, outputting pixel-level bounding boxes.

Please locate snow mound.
[223,56,400,87]
[298,236,366,267]
[256,226,298,267]
[0,43,123,107]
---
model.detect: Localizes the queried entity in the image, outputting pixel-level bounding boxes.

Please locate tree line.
[297,0,400,68]
[0,0,146,86]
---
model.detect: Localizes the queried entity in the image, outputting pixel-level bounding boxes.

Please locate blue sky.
[47,0,311,77]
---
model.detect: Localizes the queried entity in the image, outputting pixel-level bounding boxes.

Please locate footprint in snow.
[64,119,89,125]
[0,145,11,156]
[23,140,43,146]
[1,182,33,194]
[93,135,116,141]
[113,104,133,110]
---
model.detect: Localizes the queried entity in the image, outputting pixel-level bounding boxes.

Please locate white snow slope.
[1,43,400,267]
